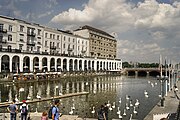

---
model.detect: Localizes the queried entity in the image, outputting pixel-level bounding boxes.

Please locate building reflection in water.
[0,76,160,120]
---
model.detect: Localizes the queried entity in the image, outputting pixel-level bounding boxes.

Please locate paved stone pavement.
[144,81,180,120]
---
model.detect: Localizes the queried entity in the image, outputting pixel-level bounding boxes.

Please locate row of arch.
[127,70,167,77]
[0,54,122,73]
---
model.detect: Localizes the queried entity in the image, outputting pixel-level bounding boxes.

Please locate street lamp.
[157,75,168,107]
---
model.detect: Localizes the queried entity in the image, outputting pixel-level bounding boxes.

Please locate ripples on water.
[0,76,161,119]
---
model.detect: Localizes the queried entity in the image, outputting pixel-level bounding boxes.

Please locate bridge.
[122,68,167,77]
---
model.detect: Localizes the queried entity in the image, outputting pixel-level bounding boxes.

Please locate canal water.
[0,76,161,120]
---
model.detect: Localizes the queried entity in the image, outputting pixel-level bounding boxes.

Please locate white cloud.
[50,0,180,62]
[38,10,54,19]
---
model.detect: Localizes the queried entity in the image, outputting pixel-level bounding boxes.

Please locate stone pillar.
[61,59,63,71]
[54,58,57,71]
[82,60,84,71]
[30,57,33,72]
[9,56,12,72]
[39,59,42,72]
[67,59,69,71]
[94,61,97,71]
[135,71,138,77]
[77,60,79,71]
[0,58,1,73]
[47,58,50,72]
[19,56,23,72]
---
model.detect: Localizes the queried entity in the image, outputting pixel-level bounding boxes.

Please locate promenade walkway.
[144,81,180,120]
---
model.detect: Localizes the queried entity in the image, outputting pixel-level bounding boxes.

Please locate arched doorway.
[106,62,108,70]
[79,60,82,71]
[109,62,111,70]
[84,60,87,71]
[12,56,20,73]
[23,56,30,72]
[50,58,55,72]
[97,61,99,71]
[57,58,61,72]
[1,55,10,72]
[69,59,73,71]
[88,61,91,71]
[33,57,39,72]
[74,59,78,71]
[92,61,94,71]
[63,59,67,71]
[42,57,47,72]
[103,62,106,71]
[100,61,102,71]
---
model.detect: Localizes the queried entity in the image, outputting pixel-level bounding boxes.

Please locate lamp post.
[157,75,168,107]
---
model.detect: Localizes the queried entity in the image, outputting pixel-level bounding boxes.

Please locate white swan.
[133,106,137,114]
[36,94,41,99]
[130,100,133,107]
[135,99,140,107]
[126,95,130,100]
[151,83,154,87]
[129,114,132,120]
[123,109,126,116]
[112,102,115,109]
[117,107,120,115]
[91,107,95,114]
[72,103,75,110]
[69,107,73,115]
[119,98,122,104]
[118,111,122,119]
[126,103,130,110]
[109,105,113,111]
[107,100,111,107]
[144,90,148,95]
[145,94,149,98]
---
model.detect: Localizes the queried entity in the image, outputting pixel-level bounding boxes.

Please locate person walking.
[97,105,106,120]
[20,100,28,120]
[52,100,60,120]
[41,111,48,120]
[104,103,109,120]
[7,99,18,120]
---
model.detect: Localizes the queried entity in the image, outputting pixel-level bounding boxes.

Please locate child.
[41,111,48,120]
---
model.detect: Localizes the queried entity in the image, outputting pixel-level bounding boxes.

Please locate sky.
[0,0,180,63]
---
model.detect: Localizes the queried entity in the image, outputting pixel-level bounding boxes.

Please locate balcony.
[0,39,7,44]
[50,46,56,50]
[0,29,7,33]
[27,31,36,37]
[27,41,35,46]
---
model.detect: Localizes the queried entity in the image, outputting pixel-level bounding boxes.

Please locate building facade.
[74,25,117,59]
[0,15,122,73]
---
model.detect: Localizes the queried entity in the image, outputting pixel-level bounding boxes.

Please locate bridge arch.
[138,71,147,76]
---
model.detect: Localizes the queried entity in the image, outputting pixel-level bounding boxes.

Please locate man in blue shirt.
[7,99,18,120]
[52,100,60,120]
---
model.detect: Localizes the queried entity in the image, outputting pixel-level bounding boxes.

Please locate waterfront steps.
[144,81,180,120]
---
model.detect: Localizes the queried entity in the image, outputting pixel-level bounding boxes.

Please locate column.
[0,58,1,73]
[19,56,23,72]
[82,60,84,71]
[30,57,33,72]
[72,60,74,71]
[67,59,69,71]
[54,58,57,71]
[77,60,79,71]
[61,59,63,71]
[47,58,50,72]
[39,58,42,72]
[94,61,97,71]
[9,56,12,72]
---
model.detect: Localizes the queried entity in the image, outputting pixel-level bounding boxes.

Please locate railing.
[27,41,35,46]
[50,46,56,50]
[27,32,36,36]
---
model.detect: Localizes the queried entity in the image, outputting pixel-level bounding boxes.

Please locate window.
[9,25,12,31]
[63,43,65,48]
[57,35,59,40]
[50,42,52,47]
[73,45,74,49]
[45,33,48,38]
[53,34,55,39]
[8,35,12,41]
[37,46,40,52]
[50,34,52,39]
[31,47,33,51]
[8,45,11,50]
[45,41,47,46]
[57,43,59,48]
[38,29,41,35]
[20,25,24,32]
[68,37,70,42]
[19,44,23,50]
[73,39,75,43]
[0,24,3,30]
[20,39,23,42]
[64,36,66,41]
